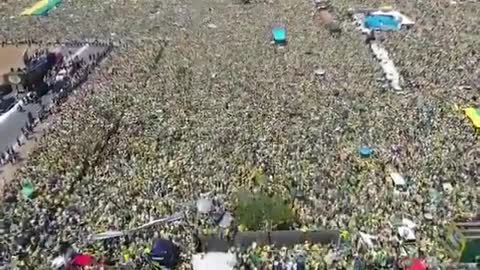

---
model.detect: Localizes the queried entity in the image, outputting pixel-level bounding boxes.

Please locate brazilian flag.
[443,223,466,261]
[20,0,62,16]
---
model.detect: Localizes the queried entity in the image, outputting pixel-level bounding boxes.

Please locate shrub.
[235,190,295,231]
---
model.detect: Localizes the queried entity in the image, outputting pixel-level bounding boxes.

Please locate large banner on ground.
[20,0,62,16]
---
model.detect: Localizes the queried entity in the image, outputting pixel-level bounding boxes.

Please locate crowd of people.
[0,0,479,269]
[0,43,111,169]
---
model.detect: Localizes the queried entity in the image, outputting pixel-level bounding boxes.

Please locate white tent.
[192,252,237,270]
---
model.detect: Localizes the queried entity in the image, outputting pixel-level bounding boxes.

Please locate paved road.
[0,44,107,155]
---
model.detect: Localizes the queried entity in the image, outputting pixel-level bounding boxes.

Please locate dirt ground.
[0,45,27,84]
[0,44,42,85]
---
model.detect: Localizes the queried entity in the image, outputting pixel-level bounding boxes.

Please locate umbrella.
[21,181,35,199]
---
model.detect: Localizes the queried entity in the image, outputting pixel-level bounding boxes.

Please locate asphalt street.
[0,44,107,155]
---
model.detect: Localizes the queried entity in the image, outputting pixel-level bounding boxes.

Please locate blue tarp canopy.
[364,14,400,31]
[272,27,287,44]
[151,239,180,269]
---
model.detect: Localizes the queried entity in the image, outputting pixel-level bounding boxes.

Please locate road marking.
[65,44,89,63]
[0,100,25,124]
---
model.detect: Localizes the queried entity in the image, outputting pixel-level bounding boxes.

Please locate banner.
[20,0,62,16]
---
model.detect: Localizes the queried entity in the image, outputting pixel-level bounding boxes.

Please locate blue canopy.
[364,15,400,31]
[272,27,287,44]
[151,239,180,269]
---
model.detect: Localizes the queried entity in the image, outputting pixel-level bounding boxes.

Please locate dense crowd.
[0,0,479,269]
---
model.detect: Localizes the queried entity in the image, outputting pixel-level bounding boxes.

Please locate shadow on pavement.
[0,97,16,113]
[0,85,12,97]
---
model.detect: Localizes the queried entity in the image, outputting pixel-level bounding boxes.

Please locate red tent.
[401,258,427,270]
[69,254,96,269]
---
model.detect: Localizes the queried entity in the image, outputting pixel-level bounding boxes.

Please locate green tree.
[235,190,295,231]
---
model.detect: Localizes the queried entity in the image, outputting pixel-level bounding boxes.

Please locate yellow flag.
[380,5,393,11]
[464,107,480,128]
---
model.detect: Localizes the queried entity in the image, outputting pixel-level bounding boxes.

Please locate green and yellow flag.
[21,0,62,16]
[444,223,467,261]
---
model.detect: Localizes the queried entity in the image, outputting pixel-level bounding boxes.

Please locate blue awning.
[364,14,400,31]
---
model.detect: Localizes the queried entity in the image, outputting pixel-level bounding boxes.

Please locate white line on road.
[0,100,25,124]
[65,44,90,63]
